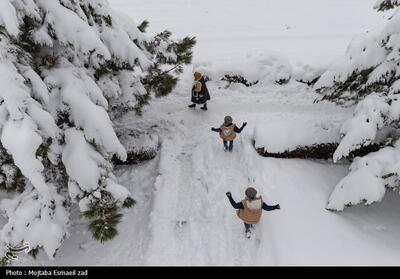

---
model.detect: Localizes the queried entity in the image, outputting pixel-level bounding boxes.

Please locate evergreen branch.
[138,20,149,32]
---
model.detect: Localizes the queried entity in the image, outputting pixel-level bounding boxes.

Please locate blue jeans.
[244,223,254,233]
[223,140,233,151]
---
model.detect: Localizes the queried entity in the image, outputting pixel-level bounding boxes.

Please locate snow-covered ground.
[13,0,400,266]
[22,78,400,266]
[109,0,386,68]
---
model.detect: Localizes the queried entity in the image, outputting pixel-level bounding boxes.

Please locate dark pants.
[244,223,254,233]
[223,140,233,151]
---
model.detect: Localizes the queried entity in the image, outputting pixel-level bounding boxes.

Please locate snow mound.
[254,119,341,154]
[194,51,292,85]
[292,61,327,85]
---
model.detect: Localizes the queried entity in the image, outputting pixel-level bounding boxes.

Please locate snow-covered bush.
[112,127,159,165]
[315,1,400,210]
[194,51,292,87]
[0,0,194,262]
[292,62,326,87]
[253,119,341,159]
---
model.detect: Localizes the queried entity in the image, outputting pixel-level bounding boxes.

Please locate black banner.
[0,266,392,278]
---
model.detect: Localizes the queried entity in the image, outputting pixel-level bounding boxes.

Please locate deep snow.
[10,0,400,266]
[109,0,387,68]
[20,78,400,266]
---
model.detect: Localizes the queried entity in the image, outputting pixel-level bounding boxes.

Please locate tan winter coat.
[237,196,263,224]
[194,81,202,93]
[219,123,236,141]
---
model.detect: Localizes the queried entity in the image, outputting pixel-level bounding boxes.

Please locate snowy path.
[32,81,400,266]
[123,81,400,265]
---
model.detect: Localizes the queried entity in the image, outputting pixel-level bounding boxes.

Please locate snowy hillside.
[3,0,400,267]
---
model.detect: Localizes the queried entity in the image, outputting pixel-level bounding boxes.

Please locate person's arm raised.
[262,202,280,211]
[226,192,244,209]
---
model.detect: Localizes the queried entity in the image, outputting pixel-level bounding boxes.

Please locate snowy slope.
[10,0,400,266]
[19,76,400,266]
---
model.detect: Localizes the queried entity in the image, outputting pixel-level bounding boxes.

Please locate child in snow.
[226,187,280,238]
[188,71,210,110]
[211,116,247,152]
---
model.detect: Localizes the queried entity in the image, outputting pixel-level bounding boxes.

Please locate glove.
[226,192,232,198]
[211,128,217,132]
[242,122,247,127]
[276,204,280,210]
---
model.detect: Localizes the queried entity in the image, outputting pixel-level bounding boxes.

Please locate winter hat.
[224,115,233,125]
[194,71,202,81]
[245,187,257,199]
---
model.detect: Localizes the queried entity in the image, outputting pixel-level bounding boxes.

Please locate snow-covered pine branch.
[0,0,194,262]
[314,2,400,210]
[327,144,400,211]
[314,0,400,104]
[326,93,400,210]
[374,0,400,11]
[332,93,390,162]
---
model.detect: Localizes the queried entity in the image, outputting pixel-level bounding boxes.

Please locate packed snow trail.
[139,82,400,266]
[129,80,400,266]
[142,108,272,265]
[29,79,400,266]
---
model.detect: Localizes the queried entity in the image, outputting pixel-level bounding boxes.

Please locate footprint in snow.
[175,220,187,228]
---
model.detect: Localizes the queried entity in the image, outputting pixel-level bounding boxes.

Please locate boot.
[246,230,252,239]
[188,104,196,108]
[200,103,207,111]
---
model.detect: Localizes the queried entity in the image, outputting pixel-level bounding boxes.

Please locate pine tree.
[0,0,194,261]
[314,1,400,210]
[375,0,400,11]
[315,0,400,103]
[142,30,196,99]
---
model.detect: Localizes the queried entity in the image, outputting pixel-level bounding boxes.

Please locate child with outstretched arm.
[211,115,246,152]
[226,187,280,238]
